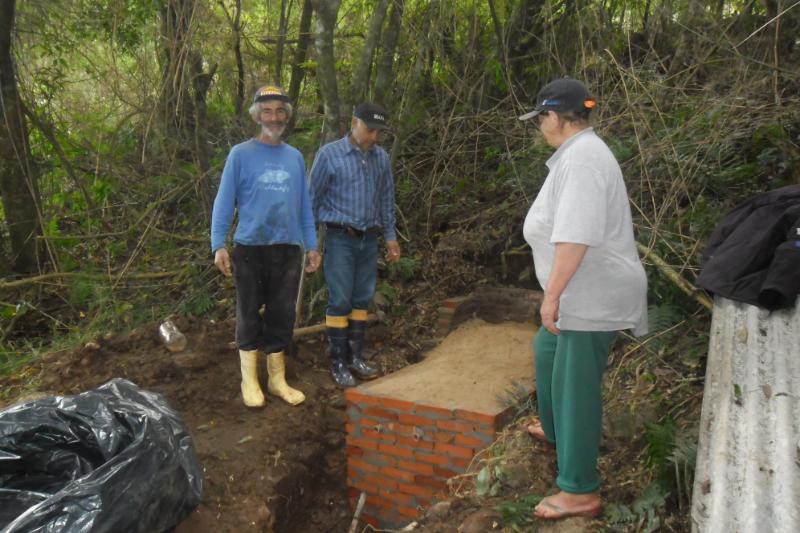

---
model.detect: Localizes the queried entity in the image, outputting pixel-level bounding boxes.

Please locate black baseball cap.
[353,102,389,130]
[253,84,290,103]
[519,78,596,121]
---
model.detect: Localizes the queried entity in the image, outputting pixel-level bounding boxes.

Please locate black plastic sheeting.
[0,379,203,532]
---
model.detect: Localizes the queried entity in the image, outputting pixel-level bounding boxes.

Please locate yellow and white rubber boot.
[266,351,306,405]
[239,349,265,407]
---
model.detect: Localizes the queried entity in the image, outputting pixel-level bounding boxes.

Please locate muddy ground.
[1,316,420,533]
[1,294,695,533]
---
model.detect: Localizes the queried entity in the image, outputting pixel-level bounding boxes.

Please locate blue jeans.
[323,228,378,317]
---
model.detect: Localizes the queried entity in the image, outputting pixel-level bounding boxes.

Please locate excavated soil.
[0,316,397,533]
[0,290,561,533]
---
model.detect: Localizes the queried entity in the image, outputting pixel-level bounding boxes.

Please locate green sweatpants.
[534,328,617,494]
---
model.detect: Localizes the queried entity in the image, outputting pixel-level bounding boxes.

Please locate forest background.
[0,0,798,529]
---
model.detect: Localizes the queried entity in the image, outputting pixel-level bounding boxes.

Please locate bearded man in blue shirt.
[309,102,401,388]
[211,85,321,408]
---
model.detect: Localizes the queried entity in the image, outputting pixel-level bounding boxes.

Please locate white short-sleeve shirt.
[523,128,648,336]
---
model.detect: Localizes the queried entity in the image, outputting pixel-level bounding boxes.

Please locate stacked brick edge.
[345,388,517,528]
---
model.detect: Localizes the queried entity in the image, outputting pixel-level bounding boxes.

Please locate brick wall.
[345,388,516,529]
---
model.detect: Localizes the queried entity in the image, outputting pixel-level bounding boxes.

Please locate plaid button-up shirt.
[309,135,397,241]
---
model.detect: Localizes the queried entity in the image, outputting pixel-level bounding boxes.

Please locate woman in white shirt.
[519,78,648,520]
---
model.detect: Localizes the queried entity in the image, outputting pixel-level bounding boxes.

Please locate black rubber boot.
[327,327,357,388]
[347,320,379,380]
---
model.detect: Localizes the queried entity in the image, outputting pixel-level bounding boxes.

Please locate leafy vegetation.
[1,0,798,529]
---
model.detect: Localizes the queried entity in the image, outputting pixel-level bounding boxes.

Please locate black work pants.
[232,244,302,353]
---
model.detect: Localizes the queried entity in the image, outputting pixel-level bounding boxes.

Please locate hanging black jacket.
[697,185,800,310]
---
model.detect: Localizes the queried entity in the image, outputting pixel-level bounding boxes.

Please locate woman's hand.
[541,242,588,335]
[541,293,561,335]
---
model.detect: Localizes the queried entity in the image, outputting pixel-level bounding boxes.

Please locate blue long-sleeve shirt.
[309,135,397,241]
[210,139,318,252]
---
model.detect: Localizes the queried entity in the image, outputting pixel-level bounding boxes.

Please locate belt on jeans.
[325,222,380,237]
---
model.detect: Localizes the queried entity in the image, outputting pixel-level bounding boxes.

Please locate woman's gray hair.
[249,100,293,121]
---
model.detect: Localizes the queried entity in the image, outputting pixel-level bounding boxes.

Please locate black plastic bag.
[0,379,203,532]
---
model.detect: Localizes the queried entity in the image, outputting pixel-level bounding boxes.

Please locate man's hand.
[385,240,401,263]
[540,292,561,335]
[214,248,232,277]
[305,250,322,273]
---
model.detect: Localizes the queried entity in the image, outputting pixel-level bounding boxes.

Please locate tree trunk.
[373,0,404,107]
[189,51,217,217]
[275,0,290,85]
[159,0,196,142]
[487,0,509,87]
[288,0,314,112]
[226,0,245,115]
[350,0,390,104]
[0,0,41,273]
[287,0,314,133]
[311,0,343,144]
[669,0,705,74]
[505,0,545,82]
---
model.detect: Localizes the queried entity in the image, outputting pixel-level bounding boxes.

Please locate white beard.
[262,124,285,141]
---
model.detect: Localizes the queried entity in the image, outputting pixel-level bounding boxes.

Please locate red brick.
[432,432,454,443]
[441,297,466,309]
[363,428,396,443]
[364,474,398,491]
[365,494,393,509]
[455,434,488,448]
[348,487,360,499]
[416,451,449,466]
[364,406,399,420]
[378,443,414,458]
[434,466,459,479]
[417,497,432,508]
[398,413,433,426]
[416,475,448,490]
[349,458,380,473]
[385,422,418,437]
[345,423,356,434]
[380,489,415,505]
[415,404,453,418]
[434,442,474,458]
[398,482,435,498]
[380,466,416,483]
[397,460,435,476]
[347,466,360,479]
[452,457,472,469]
[397,436,433,449]
[351,478,378,494]
[377,507,394,520]
[345,389,380,406]
[436,419,474,433]
[454,409,496,426]
[360,514,379,528]
[398,506,422,518]
[346,445,364,457]
[379,397,416,412]
[346,436,379,450]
